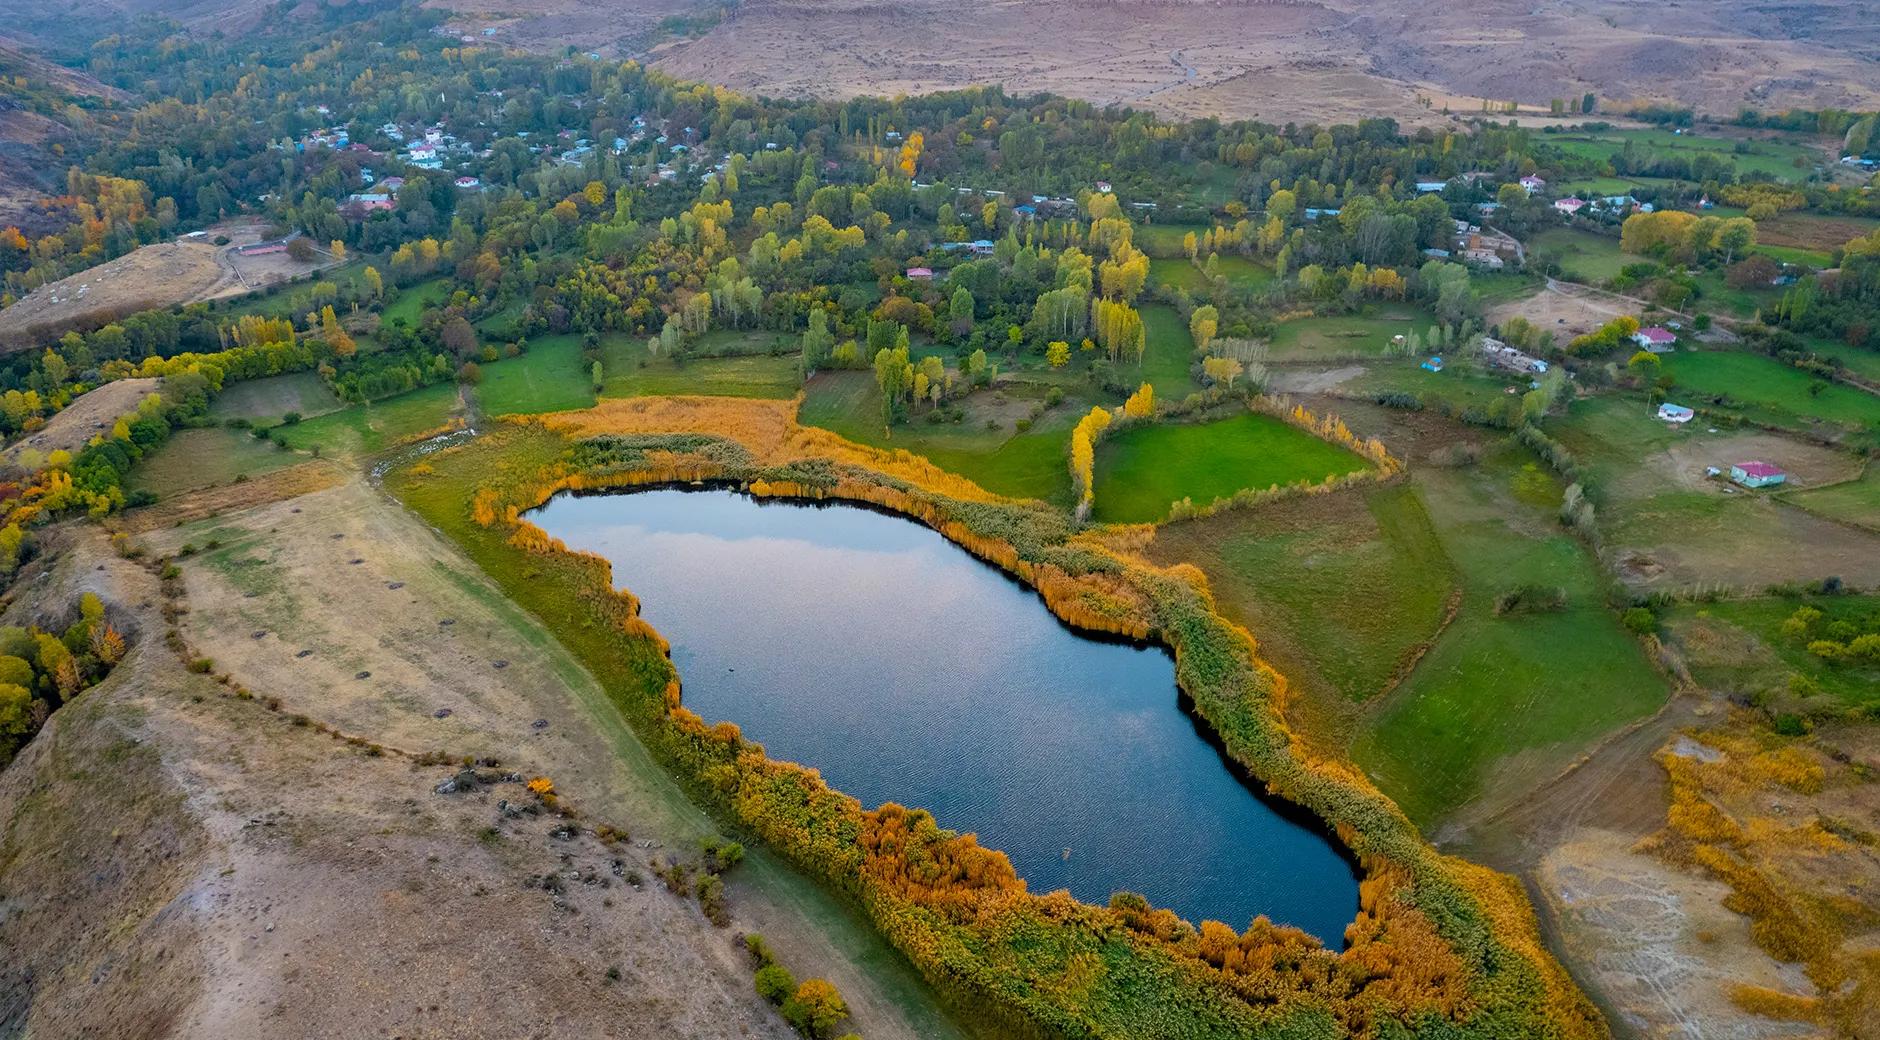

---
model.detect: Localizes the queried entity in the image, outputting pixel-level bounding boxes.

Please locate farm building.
[1519,175,1546,193]
[1657,403,1695,423]
[905,267,934,280]
[1421,356,1444,372]
[1461,248,1504,269]
[1730,461,1786,488]
[235,231,303,256]
[1633,327,1678,352]
[1481,338,1548,374]
[1553,197,1586,215]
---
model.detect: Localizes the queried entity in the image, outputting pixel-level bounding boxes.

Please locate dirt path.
[134,473,968,1040]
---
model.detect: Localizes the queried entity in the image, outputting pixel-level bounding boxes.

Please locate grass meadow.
[130,426,305,497]
[1663,350,1880,430]
[273,380,462,458]
[1091,411,1369,523]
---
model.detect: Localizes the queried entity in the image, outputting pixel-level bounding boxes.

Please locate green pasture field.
[475,335,596,415]
[1132,223,1206,258]
[1132,304,1202,401]
[800,371,1078,504]
[1691,269,1778,320]
[598,335,801,399]
[1663,350,1880,430]
[379,275,452,326]
[205,370,343,424]
[272,380,462,458]
[1545,128,1819,182]
[1347,359,1531,417]
[1148,256,1274,294]
[129,426,305,497]
[1347,445,1667,825]
[1754,244,1834,269]
[1784,464,1880,531]
[1529,228,1636,283]
[1804,339,1880,383]
[1091,411,1368,523]
[1666,595,1880,709]
[1148,482,1456,728]
[1267,306,1432,362]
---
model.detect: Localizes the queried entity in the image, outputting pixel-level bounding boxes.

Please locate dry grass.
[1,377,161,463]
[532,395,1009,502]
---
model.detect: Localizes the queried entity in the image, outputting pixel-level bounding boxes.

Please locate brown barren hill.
[425,0,1880,125]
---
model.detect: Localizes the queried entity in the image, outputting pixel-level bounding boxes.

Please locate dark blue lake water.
[531,487,1359,944]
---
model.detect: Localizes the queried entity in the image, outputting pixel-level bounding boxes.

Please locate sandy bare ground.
[0,528,795,1040]
[125,474,960,1040]
[1,376,160,464]
[0,220,338,352]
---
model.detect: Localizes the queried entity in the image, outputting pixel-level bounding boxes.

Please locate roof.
[1658,403,1694,419]
[1637,327,1677,343]
[1734,461,1783,477]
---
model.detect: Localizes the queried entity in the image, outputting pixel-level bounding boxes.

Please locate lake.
[531,487,1359,944]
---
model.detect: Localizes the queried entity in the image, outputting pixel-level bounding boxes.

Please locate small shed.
[1421,356,1444,372]
[1730,461,1786,488]
[905,267,934,280]
[1657,403,1695,424]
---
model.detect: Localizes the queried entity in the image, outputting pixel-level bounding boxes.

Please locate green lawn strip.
[475,335,596,415]
[1348,449,1667,826]
[1133,303,1200,401]
[1091,411,1369,524]
[206,370,344,424]
[1348,359,1533,418]
[1665,595,1880,709]
[1545,129,1817,182]
[1662,350,1880,429]
[1267,308,1432,362]
[273,380,462,458]
[1804,339,1880,384]
[385,453,971,1040]
[128,426,305,496]
[1133,223,1208,258]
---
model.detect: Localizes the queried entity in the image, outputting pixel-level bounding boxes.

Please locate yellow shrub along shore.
[390,395,1602,1040]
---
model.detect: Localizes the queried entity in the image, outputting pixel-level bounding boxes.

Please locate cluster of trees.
[1619,211,1758,267]
[0,595,125,769]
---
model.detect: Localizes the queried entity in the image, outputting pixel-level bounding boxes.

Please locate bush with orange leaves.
[388,419,1604,1040]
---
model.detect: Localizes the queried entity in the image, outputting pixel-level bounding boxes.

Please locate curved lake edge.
[537,479,1365,942]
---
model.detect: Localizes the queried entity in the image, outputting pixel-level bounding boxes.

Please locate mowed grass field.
[1347,444,1666,825]
[1664,350,1880,430]
[206,370,343,424]
[1148,482,1456,733]
[1529,228,1636,283]
[1667,595,1880,709]
[1348,359,1529,417]
[1544,128,1818,182]
[129,426,305,497]
[1091,411,1368,523]
[475,335,596,415]
[1148,256,1274,294]
[800,371,1078,504]
[598,335,801,399]
[1267,307,1433,362]
[1134,304,1201,401]
[273,380,462,458]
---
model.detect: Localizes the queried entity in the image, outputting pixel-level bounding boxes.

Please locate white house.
[1519,175,1547,194]
[1633,327,1678,352]
[1554,197,1586,215]
[1657,402,1695,423]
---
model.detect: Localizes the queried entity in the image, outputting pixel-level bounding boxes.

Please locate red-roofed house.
[905,267,934,280]
[1633,326,1678,352]
[1730,461,1785,488]
[1519,175,1546,194]
[1553,197,1585,215]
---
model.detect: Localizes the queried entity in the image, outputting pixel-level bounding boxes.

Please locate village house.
[1519,175,1547,194]
[1730,461,1786,488]
[1633,326,1678,352]
[1553,197,1586,216]
[905,267,934,280]
[1657,402,1695,423]
[1461,248,1505,269]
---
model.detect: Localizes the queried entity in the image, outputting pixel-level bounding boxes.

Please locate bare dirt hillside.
[0,527,797,1039]
[0,470,964,1040]
[430,0,1880,125]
